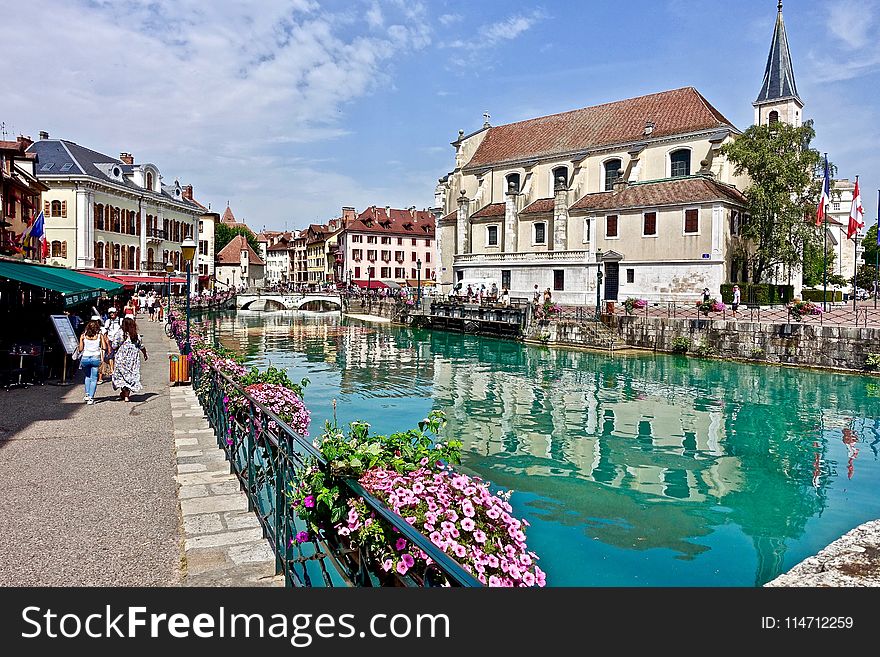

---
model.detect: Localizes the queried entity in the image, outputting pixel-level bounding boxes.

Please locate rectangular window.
[534,222,546,244]
[425,252,431,263]
[730,210,740,236]
[730,263,738,283]
[643,212,657,236]
[352,235,363,243]
[606,215,618,238]
[397,238,403,245]
[832,202,841,211]
[684,208,699,234]
[626,268,634,283]
[395,267,405,278]
[487,225,499,246]
[381,237,391,244]
[199,240,208,255]
[412,238,417,246]
[425,239,431,246]
[381,267,391,278]
[501,270,511,289]
[553,269,564,291]
[367,250,377,261]
[582,217,591,243]
[412,252,417,261]
[381,250,391,261]
[353,249,362,259]
[411,268,417,278]
[368,266,375,277]
[367,236,377,244]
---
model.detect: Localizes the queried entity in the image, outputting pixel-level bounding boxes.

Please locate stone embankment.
[765,520,880,587]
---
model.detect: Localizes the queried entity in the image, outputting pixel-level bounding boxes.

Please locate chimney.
[119,152,134,165]
[182,184,193,200]
[39,131,49,140]
[342,206,356,223]
[385,205,391,218]
[17,135,33,150]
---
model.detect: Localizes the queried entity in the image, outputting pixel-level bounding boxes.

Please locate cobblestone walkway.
[170,385,283,587]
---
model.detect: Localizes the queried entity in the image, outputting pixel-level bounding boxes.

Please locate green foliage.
[241,365,309,397]
[866,353,880,371]
[720,283,793,305]
[751,347,766,359]
[694,340,718,358]
[215,223,260,253]
[801,289,843,303]
[290,411,461,534]
[720,121,831,283]
[671,337,691,354]
[863,224,879,267]
[856,264,877,292]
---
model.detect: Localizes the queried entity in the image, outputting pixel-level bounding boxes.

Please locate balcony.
[146,228,166,243]
[141,261,169,272]
[454,250,594,265]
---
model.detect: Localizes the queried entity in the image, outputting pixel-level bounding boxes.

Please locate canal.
[208,310,880,586]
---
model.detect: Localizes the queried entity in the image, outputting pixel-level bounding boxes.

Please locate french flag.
[815,154,830,227]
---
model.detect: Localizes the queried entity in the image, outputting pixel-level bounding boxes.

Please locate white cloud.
[828,0,876,50]
[439,13,462,27]
[4,0,434,227]
[366,1,384,28]
[441,9,546,70]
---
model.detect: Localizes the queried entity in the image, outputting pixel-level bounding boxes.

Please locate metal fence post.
[246,401,256,513]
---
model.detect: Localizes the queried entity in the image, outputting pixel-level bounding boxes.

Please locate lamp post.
[416,258,422,309]
[165,261,174,317]
[595,250,604,320]
[181,236,197,354]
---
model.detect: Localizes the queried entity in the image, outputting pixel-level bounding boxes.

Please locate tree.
[862,223,878,268]
[215,223,260,254]
[801,241,835,288]
[720,120,832,283]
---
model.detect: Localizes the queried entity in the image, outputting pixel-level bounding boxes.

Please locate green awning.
[0,260,102,307]
[59,267,125,293]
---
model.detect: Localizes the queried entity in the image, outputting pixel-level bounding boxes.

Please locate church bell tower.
[753,1,803,127]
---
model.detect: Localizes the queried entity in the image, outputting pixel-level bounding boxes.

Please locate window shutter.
[61,200,67,217]
[606,215,618,237]
[685,209,699,233]
[644,212,656,236]
[62,242,67,258]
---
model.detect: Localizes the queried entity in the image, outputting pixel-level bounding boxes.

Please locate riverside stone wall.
[345,299,408,322]
[616,316,879,371]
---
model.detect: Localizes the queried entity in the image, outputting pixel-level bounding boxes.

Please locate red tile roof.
[267,242,290,252]
[465,87,734,169]
[470,203,505,219]
[569,176,747,212]
[215,235,265,265]
[346,206,435,237]
[520,198,555,214]
[439,210,458,224]
[221,206,237,224]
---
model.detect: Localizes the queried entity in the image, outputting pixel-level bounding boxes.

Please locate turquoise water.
[211,311,880,587]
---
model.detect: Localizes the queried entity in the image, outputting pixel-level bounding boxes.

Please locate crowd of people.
[72,290,154,405]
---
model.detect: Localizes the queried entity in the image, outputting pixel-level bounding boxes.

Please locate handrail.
[194,355,481,587]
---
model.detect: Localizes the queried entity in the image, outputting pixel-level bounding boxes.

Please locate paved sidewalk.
[0,316,182,586]
[170,385,282,587]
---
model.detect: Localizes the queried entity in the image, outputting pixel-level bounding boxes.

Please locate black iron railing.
[191,357,481,588]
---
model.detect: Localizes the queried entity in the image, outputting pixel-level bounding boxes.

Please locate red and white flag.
[847,177,864,239]
[816,155,831,226]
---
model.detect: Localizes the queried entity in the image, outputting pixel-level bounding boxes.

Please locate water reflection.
[203,311,880,586]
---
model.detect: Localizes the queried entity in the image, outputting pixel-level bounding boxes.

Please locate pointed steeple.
[756,1,801,104]
[753,1,803,127]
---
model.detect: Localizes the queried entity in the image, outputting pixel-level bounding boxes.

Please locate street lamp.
[165,261,174,319]
[181,236,197,354]
[595,250,604,319]
[416,258,422,309]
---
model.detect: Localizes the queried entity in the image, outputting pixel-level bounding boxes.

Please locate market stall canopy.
[405,279,436,287]
[352,279,388,289]
[114,275,187,286]
[76,269,131,291]
[0,259,102,307]
[380,280,402,289]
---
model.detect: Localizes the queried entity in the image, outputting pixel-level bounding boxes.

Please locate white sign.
[50,314,79,355]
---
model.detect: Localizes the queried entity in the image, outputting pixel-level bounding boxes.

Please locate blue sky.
[4,0,878,232]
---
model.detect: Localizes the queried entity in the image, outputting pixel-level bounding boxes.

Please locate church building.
[435,2,804,305]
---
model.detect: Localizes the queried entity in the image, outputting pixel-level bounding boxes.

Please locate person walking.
[111,317,148,402]
[732,284,741,318]
[501,287,511,307]
[701,287,710,304]
[533,284,540,305]
[146,292,156,322]
[78,319,107,405]
[100,307,123,383]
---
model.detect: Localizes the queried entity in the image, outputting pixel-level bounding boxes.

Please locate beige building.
[27,132,202,285]
[197,209,219,290]
[826,179,863,294]
[435,3,803,304]
[215,235,265,290]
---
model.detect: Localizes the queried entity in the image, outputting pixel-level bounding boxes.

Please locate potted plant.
[696,298,725,315]
[787,298,822,322]
[623,298,647,315]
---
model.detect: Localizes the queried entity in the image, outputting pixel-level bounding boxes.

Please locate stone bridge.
[236,293,342,312]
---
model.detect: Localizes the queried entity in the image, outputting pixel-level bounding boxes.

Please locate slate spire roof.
[755,1,801,105]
